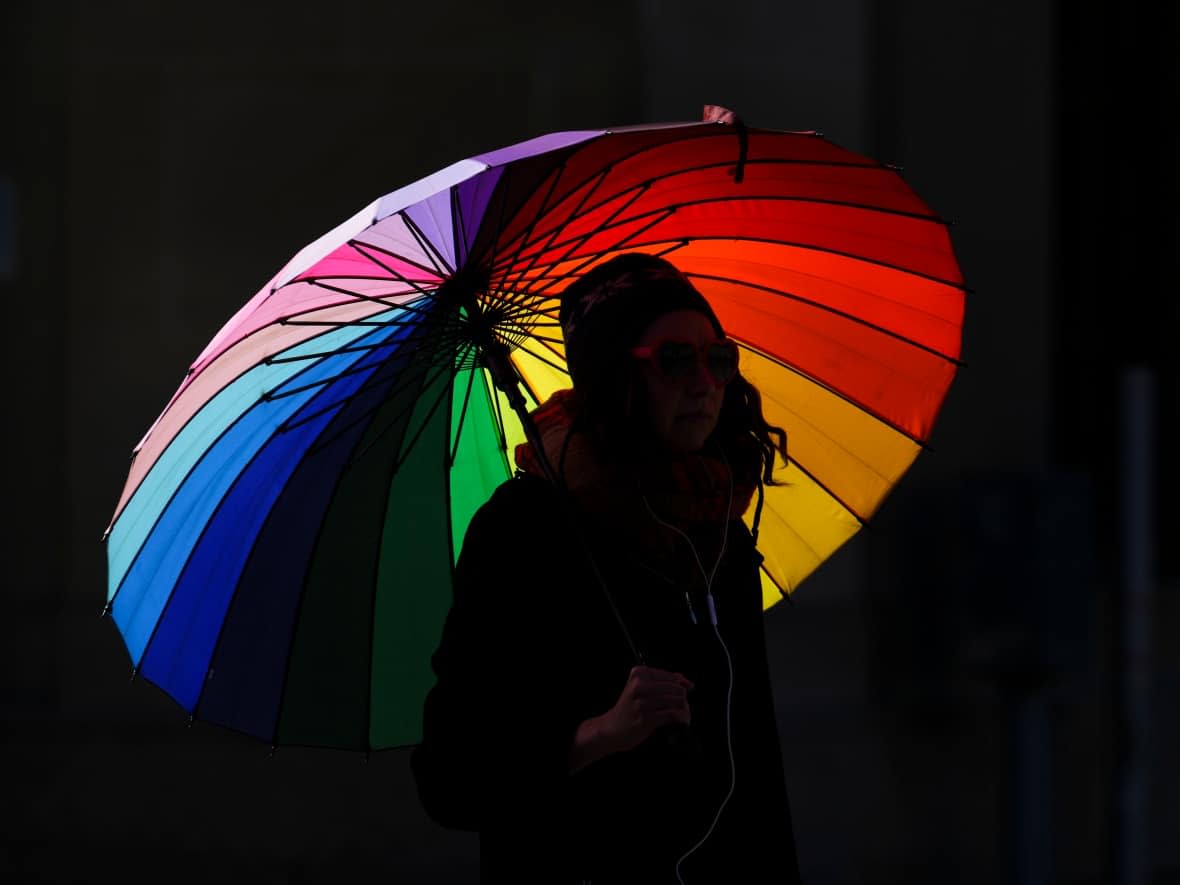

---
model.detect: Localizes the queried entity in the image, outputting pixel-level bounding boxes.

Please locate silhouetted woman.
[411,252,802,883]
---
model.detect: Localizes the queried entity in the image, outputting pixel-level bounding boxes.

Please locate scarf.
[513,389,758,562]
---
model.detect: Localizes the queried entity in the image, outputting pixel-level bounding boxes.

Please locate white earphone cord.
[639,453,736,885]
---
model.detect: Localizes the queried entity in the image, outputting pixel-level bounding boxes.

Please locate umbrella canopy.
[104,115,964,751]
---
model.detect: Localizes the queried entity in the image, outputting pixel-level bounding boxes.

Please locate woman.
[410,253,801,883]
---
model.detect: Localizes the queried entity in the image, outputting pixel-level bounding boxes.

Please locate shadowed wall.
[4,1,1176,883]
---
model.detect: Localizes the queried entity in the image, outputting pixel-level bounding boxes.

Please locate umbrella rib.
[279,327,467,437]
[399,210,454,277]
[490,159,569,303]
[688,270,964,366]
[272,314,463,411]
[448,358,480,468]
[734,338,930,449]
[500,166,613,304]
[265,351,407,404]
[306,280,439,314]
[346,239,443,302]
[483,163,514,276]
[281,317,422,329]
[265,335,424,366]
[358,354,463,474]
[519,331,565,346]
[526,207,679,298]
[520,182,653,299]
[296,342,456,469]
[482,295,562,340]
[485,155,932,273]
[451,186,469,269]
[488,178,649,279]
[788,452,868,527]
[504,194,957,285]
[523,228,966,294]
[510,341,572,377]
[346,238,445,281]
[472,128,738,270]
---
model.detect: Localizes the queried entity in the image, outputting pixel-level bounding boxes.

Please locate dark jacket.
[411,473,801,883]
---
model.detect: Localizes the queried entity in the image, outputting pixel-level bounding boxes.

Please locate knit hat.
[559,253,724,391]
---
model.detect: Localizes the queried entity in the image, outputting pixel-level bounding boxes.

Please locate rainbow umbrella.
[103,113,964,751]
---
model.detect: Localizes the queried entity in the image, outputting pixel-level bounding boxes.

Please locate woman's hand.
[569,666,694,773]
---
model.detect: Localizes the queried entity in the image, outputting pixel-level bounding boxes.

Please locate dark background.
[4,1,1177,883]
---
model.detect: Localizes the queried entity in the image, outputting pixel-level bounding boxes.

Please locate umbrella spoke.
[514,184,655,297]
[520,331,564,346]
[281,317,422,329]
[264,335,426,366]
[266,322,467,407]
[511,341,571,377]
[524,207,679,298]
[512,218,965,294]
[348,242,441,299]
[400,210,455,277]
[478,132,728,270]
[490,179,647,280]
[490,160,569,302]
[305,339,472,462]
[275,354,424,436]
[483,163,513,275]
[733,339,928,448]
[448,358,480,468]
[691,271,964,365]
[498,166,613,305]
[351,350,465,471]
[345,237,445,280]
[486,154,916,271]
[305,279,439,313]
[452,187,470,268]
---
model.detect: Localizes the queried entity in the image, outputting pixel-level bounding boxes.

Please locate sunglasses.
[630,337,740,387]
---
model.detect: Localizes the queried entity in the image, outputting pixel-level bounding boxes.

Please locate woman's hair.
[558,253,788,486]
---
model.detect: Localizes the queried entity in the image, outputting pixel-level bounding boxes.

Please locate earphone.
[639,447,736,884]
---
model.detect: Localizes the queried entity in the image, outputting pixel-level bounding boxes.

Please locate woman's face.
[632,310,727,453]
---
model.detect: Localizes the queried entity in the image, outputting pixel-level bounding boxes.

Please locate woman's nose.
[685,358,720,392]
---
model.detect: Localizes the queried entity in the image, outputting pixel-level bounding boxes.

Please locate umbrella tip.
[702,104,739,125]
[268,745,279,759]
[99,601,112,619]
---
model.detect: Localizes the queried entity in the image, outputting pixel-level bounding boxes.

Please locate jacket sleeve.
[409,477,583,832]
